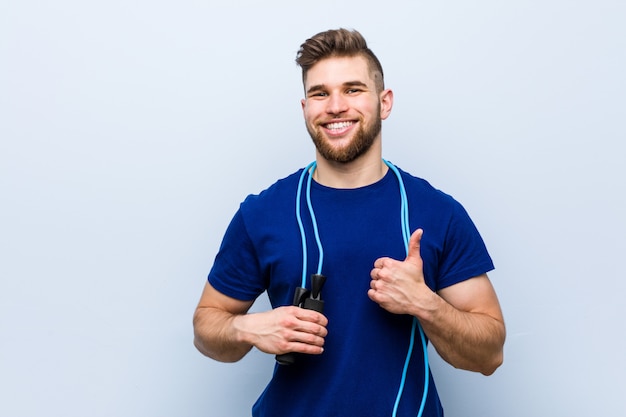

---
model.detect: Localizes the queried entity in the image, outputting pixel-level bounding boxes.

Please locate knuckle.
[278,315,297,329]
[277,340,291,351]
[316,325,327,336]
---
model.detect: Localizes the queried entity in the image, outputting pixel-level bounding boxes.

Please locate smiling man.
[193,28,505,417]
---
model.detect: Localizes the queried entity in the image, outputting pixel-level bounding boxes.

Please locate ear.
[379,89,393,120]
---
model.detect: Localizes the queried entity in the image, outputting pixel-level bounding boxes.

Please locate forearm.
[193,307,252,363]
[416,293,505,375]
[369,232,505,375]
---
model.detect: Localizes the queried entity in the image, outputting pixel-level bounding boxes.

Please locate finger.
[290,340,325,355]
[373,256,392,269]
[373,258,382,269]
[286,325,327,344]
[293,308,329,328]
[405,228,423,265]
[289,318,328,349]
[370,267,381,280]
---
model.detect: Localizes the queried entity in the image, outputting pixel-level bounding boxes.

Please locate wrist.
[410,287,444,322]
[231,313,253,347]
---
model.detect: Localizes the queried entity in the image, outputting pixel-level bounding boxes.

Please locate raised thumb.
[405,228,423,265]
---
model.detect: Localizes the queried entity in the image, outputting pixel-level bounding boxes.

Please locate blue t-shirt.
[209,165,494,417]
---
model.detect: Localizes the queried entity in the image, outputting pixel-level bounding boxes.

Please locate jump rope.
[287,159,430,417]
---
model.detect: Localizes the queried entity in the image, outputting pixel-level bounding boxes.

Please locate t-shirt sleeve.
[208,208,267,301]
[436,201,494,290]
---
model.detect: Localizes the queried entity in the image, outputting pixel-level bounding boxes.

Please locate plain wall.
[1,1,625,416]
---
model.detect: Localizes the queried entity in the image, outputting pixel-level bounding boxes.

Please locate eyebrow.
[306,80,369,95]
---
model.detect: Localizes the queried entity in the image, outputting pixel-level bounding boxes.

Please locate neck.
[313,148,388,189]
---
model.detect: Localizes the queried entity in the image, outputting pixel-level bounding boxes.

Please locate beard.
[306,111,382,163]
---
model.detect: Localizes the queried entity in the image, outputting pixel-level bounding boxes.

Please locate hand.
[236,306,328,356]
[368,229,434,315]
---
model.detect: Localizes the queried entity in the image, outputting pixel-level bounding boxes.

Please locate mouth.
[322,120,356,136]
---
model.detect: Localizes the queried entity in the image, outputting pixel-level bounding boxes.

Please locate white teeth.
[326,121,353,130]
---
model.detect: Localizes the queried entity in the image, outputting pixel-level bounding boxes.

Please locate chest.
[260,184,440,307]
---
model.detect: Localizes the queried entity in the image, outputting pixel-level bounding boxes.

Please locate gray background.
[2,1,625,416]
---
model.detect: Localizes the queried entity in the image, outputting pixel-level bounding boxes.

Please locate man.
[193,28,505,417]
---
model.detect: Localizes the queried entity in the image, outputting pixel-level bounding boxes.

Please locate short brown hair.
[295,28,385,92]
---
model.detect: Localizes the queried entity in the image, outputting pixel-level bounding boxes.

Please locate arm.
[368,229,505,375]
[193,281,328,363]
[418,274,504,375]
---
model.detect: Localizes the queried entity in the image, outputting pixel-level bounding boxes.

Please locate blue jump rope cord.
[306,163,324,276]
[384,160,430,417]
[297,161,429,416]
[296,162,317,287]
[296,161,324,286]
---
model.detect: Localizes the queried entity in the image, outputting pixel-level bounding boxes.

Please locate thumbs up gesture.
[368,229,434,315]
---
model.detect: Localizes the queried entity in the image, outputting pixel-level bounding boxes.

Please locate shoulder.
[393,165,477,237]
[395,166,462,211]
[237,168,306,230]
[241,169,303,209]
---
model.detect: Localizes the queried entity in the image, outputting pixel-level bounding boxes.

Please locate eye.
[346,88,362,94]
[308,91,328,98]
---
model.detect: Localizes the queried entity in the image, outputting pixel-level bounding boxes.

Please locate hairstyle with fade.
[295,28,385,93]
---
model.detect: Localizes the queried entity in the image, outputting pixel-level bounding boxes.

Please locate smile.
[323,121,355,133]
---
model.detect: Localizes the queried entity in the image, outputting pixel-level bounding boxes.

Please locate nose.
[326,93,348,115]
